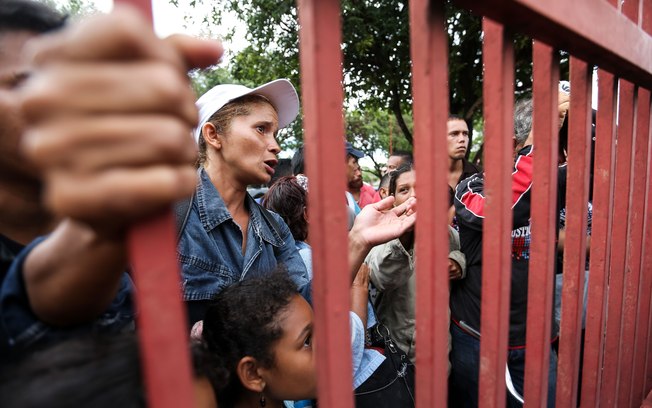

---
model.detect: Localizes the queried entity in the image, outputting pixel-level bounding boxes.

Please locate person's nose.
[268,136,281,155]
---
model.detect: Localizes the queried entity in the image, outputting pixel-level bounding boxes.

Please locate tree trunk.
[390,91,413,145]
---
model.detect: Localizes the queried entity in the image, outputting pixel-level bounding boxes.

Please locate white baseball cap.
[193,79,300,144]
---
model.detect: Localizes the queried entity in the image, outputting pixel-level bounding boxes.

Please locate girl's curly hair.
[201,269,299,407]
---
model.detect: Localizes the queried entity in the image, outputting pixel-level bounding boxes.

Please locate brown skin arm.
[350,264,370,328]
[24,220,127,325]
[18,7,222,326]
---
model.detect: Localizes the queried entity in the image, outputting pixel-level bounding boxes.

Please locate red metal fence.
[122,0,652,406]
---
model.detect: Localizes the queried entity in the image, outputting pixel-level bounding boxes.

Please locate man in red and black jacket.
[448,94,569,408]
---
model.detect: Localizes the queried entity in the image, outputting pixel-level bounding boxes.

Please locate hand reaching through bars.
[347,196,417,282]
[350,196,417,250]
[19,5,223,237]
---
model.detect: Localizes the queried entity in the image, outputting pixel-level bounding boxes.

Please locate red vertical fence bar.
[409,1,451,406]
[634,95,652,406]
[619,88,650,408]
[601,79,637,407]
[114,0,196,406]
[478,18,514,408]
[523,40,559,408]
[619,0,646,402]
[634,4,652,404]
[580,69,618,408]
[296,1,354,407]
[556,57,593,408]
[641,143,652,396]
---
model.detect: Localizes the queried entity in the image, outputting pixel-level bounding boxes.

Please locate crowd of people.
[0,1,584,407]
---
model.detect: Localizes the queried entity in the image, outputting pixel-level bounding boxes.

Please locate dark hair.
[202,270,299,407]
[190,340,229,398]
[389,163,414,196]
[0,0,66,34]
[0,333,144,408]
[448,113,465,121]
[268,158,292,187]
[291,146,305,175]
[379,172,392,189]
[262,176,308,242]
[389,150,413,166]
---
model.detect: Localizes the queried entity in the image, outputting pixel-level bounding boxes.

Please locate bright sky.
[88,0,247,62]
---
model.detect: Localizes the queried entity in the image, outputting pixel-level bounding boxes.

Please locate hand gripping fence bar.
[113,0,196,406]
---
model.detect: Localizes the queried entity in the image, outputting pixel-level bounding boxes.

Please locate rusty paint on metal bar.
[478,18,514,408]
[632,93,652,407]
[556,57,592,408]
[409,0,451,406]
[579,70,618,408]
[296,1,354,407]
[112,0,196,406]
[453,0,652,89]
[619,88,651,408]
[523,40,559,408]
[600,80,637,406]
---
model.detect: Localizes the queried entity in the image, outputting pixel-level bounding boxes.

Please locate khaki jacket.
[366,226,465,365]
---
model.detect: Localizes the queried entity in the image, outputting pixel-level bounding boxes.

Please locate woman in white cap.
[178,79,311,323]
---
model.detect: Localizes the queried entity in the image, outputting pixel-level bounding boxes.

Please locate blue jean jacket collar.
[196,168,284,248]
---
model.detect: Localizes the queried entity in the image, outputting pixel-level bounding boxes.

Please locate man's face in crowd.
[0,31,36,182]
[386,155,404,174]
[346,155,363,190]
[0,30,52,242]
[447,119,469,161]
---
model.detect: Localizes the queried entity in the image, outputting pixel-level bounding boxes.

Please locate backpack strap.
[174,194,194,243]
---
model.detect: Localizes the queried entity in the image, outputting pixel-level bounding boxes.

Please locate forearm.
[23,219,128,326]
[348,231,372,283]
[350,287,368,328]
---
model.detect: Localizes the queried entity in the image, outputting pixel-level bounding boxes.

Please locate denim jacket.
[0,236,135,363]
[177,169,311,307]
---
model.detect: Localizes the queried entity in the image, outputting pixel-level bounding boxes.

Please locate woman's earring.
[259,394,266,407]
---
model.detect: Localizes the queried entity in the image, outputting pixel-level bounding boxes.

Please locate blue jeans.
[449,323,557,407]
